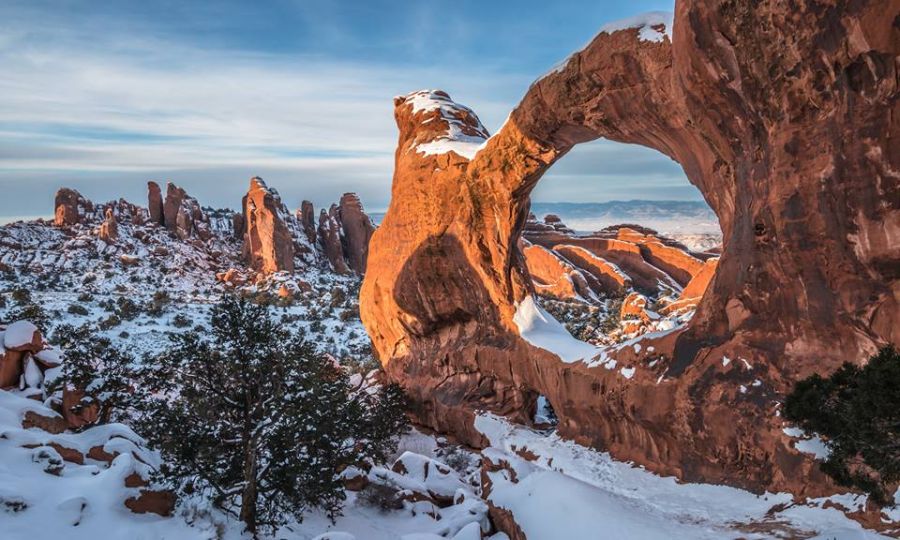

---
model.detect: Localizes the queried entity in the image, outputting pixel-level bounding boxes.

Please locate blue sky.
[0,0,698,220]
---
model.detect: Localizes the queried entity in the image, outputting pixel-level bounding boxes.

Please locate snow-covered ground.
[477,414,894,540]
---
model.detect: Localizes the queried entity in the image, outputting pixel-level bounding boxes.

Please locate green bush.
[67,304,90,316]
[784,346,900,505]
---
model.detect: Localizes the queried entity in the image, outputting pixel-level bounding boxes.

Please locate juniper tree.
[135,295,408,535]
[46,323,136,428]
[784,346,900,505]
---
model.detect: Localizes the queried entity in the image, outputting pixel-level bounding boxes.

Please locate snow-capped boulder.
[3,321,41,353]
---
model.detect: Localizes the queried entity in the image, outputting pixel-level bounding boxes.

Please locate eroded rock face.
[98,209,118,243]
[521,242,594,301]
[162,182,211,241]
[338,193,376,273]
[361,2,899,496]
[241,177,295,273]
[318,206,350,274]
[300,200,317,245]
[147,181,165,226]
[54,188,91,227]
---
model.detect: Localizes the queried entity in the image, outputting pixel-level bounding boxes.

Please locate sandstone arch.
[361,1,899,495]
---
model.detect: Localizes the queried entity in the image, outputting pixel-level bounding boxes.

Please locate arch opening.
[519,139,723,350]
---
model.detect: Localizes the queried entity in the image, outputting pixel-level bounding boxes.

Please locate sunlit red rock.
[338,193,376,274]
[53,188,91,227]
[361,1,899,497]
[241,177,295,273]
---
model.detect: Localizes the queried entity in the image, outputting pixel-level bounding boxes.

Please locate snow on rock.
[475,413,889,540]
[513,296,598,363]
[599,11,674,43]
[402,90,490,160]
[535,11,673,84]
[782,426,832,460]
[3,321,39,351]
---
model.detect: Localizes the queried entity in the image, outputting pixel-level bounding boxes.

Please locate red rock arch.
[361,0,899,494]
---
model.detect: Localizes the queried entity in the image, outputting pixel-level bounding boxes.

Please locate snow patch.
[3,321,38,349]
[513,296,598,363]
[599,11,674,43]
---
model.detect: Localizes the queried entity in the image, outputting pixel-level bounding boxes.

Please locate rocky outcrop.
[318,206,349,274]
[241,177,296,274]
[98,208,118,243]
[53,188,91,227]
[0,321,44,388]
[162,183,211,241]
[147,181,165,226]
[521,243,594,301]
[361,2,899,497]
[300,200,317,245]
[337,193,376,273]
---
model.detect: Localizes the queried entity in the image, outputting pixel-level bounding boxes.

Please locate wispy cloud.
[0,0,693,217]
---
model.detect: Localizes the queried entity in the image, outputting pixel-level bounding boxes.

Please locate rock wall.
[360,1,900,496]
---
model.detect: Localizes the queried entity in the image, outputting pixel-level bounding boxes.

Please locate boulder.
[125,490,175,517]
[3,321,42,353]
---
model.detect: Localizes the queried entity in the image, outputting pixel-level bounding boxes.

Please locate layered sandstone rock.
[361,2,899,497]
[300,200,317,245]
[147,181,165,225]
[98,208,118,243]
[338,193,376,273]
[162,182,211,241]
[318,206,349,274]
[53,188,91,227]
[241,177,295,273]
[521,243,594,301]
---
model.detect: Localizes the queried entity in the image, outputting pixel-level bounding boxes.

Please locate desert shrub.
[98,314,121,330]
[356,482,404,512]
[115,297,141,320]
[330,287,347,308]
[171,314,191,328]
[146,290,171,317]
[67,304,89,316]
[46,324,137,429]
[5,303,50,333]
[784,346,900,505]
[11,288,31,304]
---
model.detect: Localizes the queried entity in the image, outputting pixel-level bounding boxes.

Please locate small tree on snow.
[135,296,407,535]
[46,323,136,429]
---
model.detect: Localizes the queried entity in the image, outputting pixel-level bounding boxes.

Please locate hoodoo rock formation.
[162,182,211,241]
[300,200,317,245]
[53,188,91,227]
[147,181,165,226]
[241,177,297,274]
[338,193,376,274]
[361,1,900,497]
[318,206,350,274]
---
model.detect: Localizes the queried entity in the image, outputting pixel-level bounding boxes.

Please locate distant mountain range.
[373,200,720,236]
